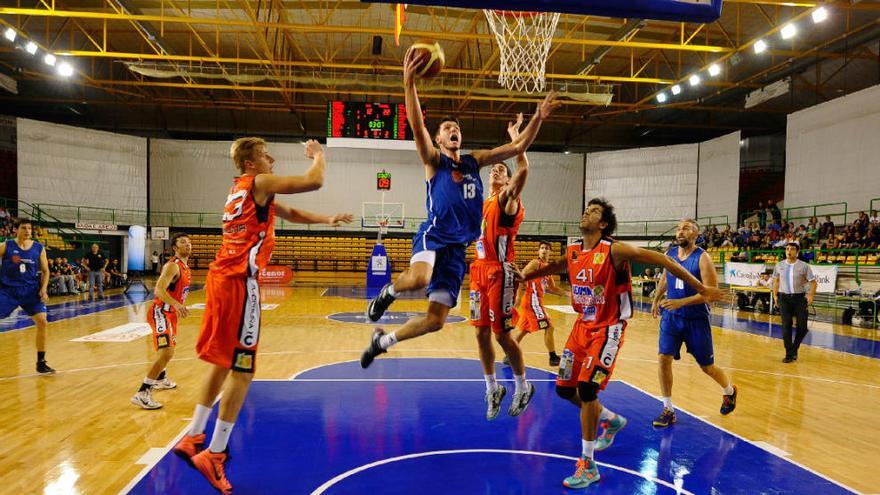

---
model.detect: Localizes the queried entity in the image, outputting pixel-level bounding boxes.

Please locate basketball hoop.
[483,9,560,94]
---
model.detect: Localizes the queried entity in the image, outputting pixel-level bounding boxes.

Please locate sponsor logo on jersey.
[591,369,608,385]
[157,335,169,348]
[11,255,21,264]
[451,170,464,183]
[572,285,606,306]
[593,252,607,265]
[232,349,255,372]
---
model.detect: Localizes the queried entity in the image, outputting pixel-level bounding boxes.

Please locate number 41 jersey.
[566,238,633,327]
[210,175,276,278]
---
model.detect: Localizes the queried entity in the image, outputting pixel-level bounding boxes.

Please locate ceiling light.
[689,74,701,87]
[25,41,37,55]
[3,28,16,42]
[754,39,768,54]
[671,84,681,95]
[44,53,56,66]
[812,6,828,23]
[563,149,571,155]
[57,62,74,77]
[708,64,721,77]
[656,92,667,103]
[780,23,797,40]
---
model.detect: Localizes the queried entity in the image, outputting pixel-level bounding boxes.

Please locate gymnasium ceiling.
[0,1,878,150]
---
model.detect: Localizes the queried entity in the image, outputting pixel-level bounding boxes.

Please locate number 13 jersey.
[211,175,276,278]
[419,154,484,247]
[566,238,633,327]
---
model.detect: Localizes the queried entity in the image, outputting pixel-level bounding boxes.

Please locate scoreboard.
[327,101,423,140]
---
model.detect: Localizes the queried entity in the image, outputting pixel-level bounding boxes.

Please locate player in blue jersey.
[650,219,737,427]
[360,46,560,369]
[0,218,55,374]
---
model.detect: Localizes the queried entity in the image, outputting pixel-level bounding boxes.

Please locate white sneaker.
[508,382,535,417]
[485,384,507,421]
[131,389,162,410]
[152,377,177,390]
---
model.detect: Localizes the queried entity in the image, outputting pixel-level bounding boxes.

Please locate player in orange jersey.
[509,240,567,367]
[173,138,352,494]
[516,198,722,489]
[469,113,535,420]
[131,232,192,410]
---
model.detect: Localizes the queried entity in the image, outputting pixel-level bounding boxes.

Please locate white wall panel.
[697,131,740,225]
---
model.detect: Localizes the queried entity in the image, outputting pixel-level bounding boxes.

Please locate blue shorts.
[412,227,467,307]
[0,286,47,318]
[659,312,715,366]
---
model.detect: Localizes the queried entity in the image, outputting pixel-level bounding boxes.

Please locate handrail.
[783,201,848,225]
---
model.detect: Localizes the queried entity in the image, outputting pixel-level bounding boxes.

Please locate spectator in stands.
[751,271,773,312]
[108,258,125,288]
[856,211,869,234]
[85,243,109,301]
[768,199,782,226]
[151,251,160,276]
[0,206,9,229]
[820,215,835,238]
[871,210,880,226]
[868,225,880,250]
[49,258,78,295]
[755,201,767,229]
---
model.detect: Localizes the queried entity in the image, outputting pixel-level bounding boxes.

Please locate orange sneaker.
[172,433,205,467]
[191,449,232,494]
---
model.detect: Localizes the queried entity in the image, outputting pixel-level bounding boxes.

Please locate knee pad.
[578,381,600,402]
[556,385,577,401]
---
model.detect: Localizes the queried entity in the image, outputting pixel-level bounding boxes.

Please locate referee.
[772,242,817,363]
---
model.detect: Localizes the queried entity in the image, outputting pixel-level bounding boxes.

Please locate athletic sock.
[37,351,45,362]
[140,377,158,392]
[386,285,398,298]
[662,397,673,410]
[514,373,527,395]
[188,404,212,436]
[157,369,167,380]
[581,439,596,459]
[722,384,735,396]
[599,406,616,421]
[208,420,235,453]
[379,332,398,350]
[484,374,498,392]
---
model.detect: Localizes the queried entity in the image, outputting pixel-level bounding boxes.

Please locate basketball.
[410,40,445,79]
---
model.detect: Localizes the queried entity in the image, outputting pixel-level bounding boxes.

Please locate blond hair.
[230,137,267,173]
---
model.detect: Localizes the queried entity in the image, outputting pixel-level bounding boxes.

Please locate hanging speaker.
[372,36,383,56]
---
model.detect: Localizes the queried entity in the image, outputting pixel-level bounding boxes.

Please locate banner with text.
[724,262,767,286]
[811,264,838,293]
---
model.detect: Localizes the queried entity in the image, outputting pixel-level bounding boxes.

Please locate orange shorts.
[513,292,552,333]
[195,271,262,373]
[148,302,178,350]
[556,320,626,390]
[469,261,517,334]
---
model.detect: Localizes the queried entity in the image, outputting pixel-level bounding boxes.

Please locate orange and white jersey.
[567,238,633,327]
[523,260,550,303]
[474,193,524,263]
[153,256,191,310]
[210,175,276,278]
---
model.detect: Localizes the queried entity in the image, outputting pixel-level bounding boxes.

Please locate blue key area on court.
[127,358,854,495]
[328,311,466,325]
[0,284,204,333]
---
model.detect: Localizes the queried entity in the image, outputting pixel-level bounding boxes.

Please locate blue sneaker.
[595,414,627,451]
[563,456,600,489]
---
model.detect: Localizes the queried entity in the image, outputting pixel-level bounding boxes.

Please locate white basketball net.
[484,10,560,94]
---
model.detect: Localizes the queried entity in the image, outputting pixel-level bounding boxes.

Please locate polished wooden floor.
[1,273,878,494]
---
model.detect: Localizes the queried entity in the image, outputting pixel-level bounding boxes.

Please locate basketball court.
[1,1,879,494]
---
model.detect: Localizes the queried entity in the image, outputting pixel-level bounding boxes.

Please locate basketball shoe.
[130,389,162,410]
[653,408,677,428]
[366,283,396,322]
[720,385,738,415]
[485,384,507,420]
[360,328,387,368]
[173,433,205,467]
[596,414,627,451]
[508,382,535,417]
[563,456,600,489]
[191,449,232,494]
[152,377,177,390]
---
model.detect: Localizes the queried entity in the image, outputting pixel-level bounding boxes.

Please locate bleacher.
[705,246,879,266]
[189,233,564,272]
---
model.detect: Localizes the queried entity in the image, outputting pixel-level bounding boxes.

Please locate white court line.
[618,379,862,495]
[134,448,169,466]
[752,441,791,458]
[309,449,696,495]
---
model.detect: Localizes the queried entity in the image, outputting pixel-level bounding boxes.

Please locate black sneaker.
[652,408,677,428]
[360,328,387,369]
[782,356,794,363]
[549,354,561,367]
[366,283,396,322]
[36,361,56,375]
[720,385,738,415]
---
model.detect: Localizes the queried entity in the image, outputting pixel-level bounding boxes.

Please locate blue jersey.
[663,245,709,319]
[420,153,484,246]
[1,239,44,289]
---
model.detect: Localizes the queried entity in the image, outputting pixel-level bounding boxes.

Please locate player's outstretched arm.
[275,203,353,227]
[472,91,560,166]
[499,113,529,214]
[514,257,567,282]
[154,262,189,317]
[611,242,723,303]
[255,140,326,196]
[403,48,440,168]
[659,252,718,311]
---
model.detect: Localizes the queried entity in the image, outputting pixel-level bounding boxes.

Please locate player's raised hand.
[507,113,524,141]
[328,213,353,227]
[403,47,428,86]
[536,90,562,120]
[303,139,324,159]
